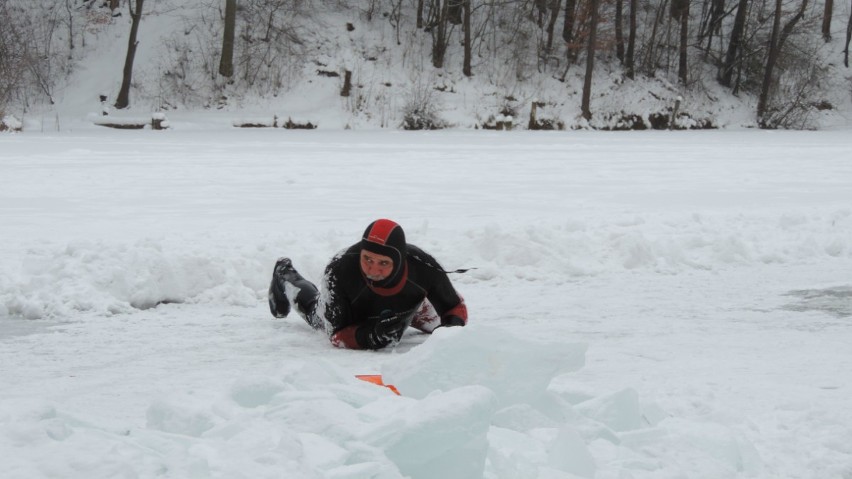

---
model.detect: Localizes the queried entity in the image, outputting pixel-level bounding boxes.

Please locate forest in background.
[1,0,851,130]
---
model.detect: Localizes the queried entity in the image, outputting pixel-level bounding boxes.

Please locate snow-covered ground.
[1,129,852,478]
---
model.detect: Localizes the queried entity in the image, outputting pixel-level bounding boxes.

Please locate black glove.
[268,259,292,318]
[440,315,466,327]
[357,310,409,349]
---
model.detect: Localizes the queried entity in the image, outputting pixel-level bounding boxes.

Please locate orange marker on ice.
[355,374,401,395]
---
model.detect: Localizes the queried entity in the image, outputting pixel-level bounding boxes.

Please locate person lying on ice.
[268,218,468,350]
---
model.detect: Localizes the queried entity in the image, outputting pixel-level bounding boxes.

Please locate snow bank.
[2,209,851,320]
[0,239,268,319]
[451,210,852,281]
[1,115,23,132]
[0,324,765,478]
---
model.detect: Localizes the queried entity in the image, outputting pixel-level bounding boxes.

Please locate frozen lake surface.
[1,129,851,478]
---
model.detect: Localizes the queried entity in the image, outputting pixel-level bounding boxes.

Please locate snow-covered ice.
[1,129,852,478]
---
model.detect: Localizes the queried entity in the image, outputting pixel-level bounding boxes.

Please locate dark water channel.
[783,286,852,318]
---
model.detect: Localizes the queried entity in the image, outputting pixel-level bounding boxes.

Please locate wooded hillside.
[2,0,851,130]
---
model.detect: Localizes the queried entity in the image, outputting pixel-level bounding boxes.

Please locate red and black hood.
[360,219,407,289]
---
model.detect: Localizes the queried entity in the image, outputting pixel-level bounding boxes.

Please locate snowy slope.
[16,0,851,131]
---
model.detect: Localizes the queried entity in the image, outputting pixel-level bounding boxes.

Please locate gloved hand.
[273,257,296,280]
[358,310,409,349]
[268,258,293,318]
[440,315,466,327]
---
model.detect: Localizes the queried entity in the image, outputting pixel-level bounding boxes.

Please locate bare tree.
[0,0,26,111]
[699,0,725,54]
[219,0,236,77]
[672,0,689,84]
[719,0,748,88]
[822,0,833,41]
[581,0,599,120]
[758,0,809,124]
[463,0,471,76]
[448,0,462,24]
[757,0,784,121]
[642,0,670,75]
[115,0,144,109]
[626,0,636,78]
[845,0,852,67]
[207,0,310,97]
[25,3,62,104]
[431,0,450,68]
[562,0,578,47]
[615,0,624,62]
[64,0,74,56]
[545,0,561,54]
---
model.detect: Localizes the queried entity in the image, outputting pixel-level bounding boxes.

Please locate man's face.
[360,250,394,281]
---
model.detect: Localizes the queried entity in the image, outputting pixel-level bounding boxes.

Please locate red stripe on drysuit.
[330,326,361,349]
[365,219,398,245]
[444,300,468,324]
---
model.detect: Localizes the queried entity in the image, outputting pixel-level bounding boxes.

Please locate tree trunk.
[417,0,424,28]
[448,0,462,25]
[463,0,471,76]
[341,70,352,97]
[114,0,144,110]
[65,0,74,56]
[719,0,748,88]
[822,0,833,41]
[845,0,852,67]
[535,0,548,27]
[703,0,725,53]
[626,0,637,78]
[218,0,236,78]
[431,0,449,68]
[777,0,808,54]
[562,0,577,44]
[644,0,670,73]
[615,0,624,62]
[545,0,561,53]
[581,0,599,121]
[758,0,808,123]
[678,0,689,84]
[757,0,783,122]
